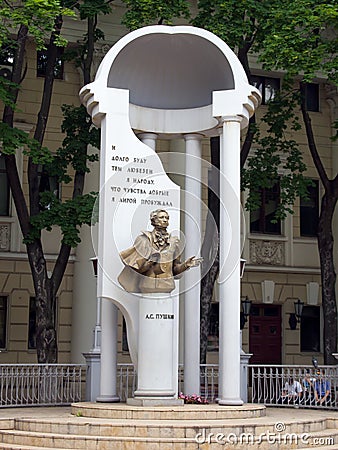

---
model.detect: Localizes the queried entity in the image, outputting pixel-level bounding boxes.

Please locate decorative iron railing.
[0,363,337,409]
[249,365,338,410]
[116,363,137,402]
[0,364,85,407]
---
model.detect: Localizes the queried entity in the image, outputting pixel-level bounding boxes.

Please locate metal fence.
[116,363,219,403]
[178,364,219,402]
[249,365,338,409]
[1,363,337,409]
[117,363,137,402]
[0,364,85,407]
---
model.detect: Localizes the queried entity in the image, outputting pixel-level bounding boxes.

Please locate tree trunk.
[27,241,58,363]
[317,191,337,365]
[300,81,338,365]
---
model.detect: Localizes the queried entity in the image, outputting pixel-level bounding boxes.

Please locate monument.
[80,25,261,405]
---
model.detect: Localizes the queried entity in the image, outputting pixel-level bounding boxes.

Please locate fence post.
[240,351,252,403]
[83,351,101,401]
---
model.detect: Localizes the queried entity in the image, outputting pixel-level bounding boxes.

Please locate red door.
[249,304,282,364]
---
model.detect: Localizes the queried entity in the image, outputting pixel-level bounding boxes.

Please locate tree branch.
[29,15,64,217]
[300,81,329,189]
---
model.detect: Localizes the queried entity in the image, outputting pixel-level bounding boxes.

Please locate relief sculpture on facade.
[250,240,284,265]
[0,224,10,251]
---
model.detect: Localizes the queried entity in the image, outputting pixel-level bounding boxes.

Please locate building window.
[251,76,280,104]
[0,155,9,216]
[250,183,281,234]
[122,318,129,352]
[38,164,60,210]
[0,296,7,349]
[0,46,14,79]
[300,180,319,237]
[207,303,219,352]
[37,47,64,79]
[301,306,320,352]
[304,83,319,112]
[28,297,57,349]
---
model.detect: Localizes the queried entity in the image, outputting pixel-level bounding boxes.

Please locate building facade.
[0,6,337,369]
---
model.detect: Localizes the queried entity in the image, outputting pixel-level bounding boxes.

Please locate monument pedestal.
[132,294,180,404]
[127,397,183,407]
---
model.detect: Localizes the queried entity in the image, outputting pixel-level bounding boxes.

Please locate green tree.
[0,0,108,362]
[121,0,190,30]
[259,0,338,364]
[194,0,338,364]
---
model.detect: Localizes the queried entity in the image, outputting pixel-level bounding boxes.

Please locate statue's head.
[150,209,169,228]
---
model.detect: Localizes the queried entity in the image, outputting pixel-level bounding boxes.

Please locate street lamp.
[90,256,98,277]
[90,256,100,351]
[294,298,304,322]
[240,296,252,330]
[288,299,304,330]
[240,258,246,279]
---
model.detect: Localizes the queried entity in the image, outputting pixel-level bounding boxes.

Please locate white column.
[138,132,158,150]
[184,133,202,395]
[218,116,243,405]
[96,297,120,402]
[169,139,186,367]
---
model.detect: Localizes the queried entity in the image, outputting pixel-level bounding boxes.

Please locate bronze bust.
[118,209,202,293]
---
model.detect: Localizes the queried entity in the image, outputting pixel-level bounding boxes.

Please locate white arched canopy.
[107,33,235,110]
[80,25,261,406]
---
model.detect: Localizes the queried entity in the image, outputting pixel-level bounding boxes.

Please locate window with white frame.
[304,83,320,112]
[37,164,60,210]
[37,46,64,79]
[300,180,319,237]
[251,76,280,104]
[300,306,321,352]
[250,183,281,235]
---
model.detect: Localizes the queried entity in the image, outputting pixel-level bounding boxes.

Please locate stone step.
[71,402,266,420]
[0,444,75,450]
[0,405,337,449]
[0,425,338,450]
[12,416,333,437]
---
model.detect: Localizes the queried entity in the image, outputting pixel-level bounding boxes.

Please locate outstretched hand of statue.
[184,256,203,269]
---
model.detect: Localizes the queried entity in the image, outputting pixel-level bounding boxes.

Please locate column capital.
[220,115,243,124]
[137,132,158,140]
[183,133,204,141]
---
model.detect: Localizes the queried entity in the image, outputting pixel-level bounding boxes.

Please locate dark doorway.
[249,304,282,364]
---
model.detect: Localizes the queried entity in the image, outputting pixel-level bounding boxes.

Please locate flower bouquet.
[179,392,208,404]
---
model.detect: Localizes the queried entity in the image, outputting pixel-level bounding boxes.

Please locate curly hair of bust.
[150,209,168,226]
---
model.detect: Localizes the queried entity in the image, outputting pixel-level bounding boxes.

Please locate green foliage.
[194,0,336,223]
[63,0,110,72]
[242,89,311,221]
[24,103,100,246]
[0,123,53,164]
[0,78,19,109]
[260,0,338,83]
[193,0,278,52]
[79,0,111,20]
[0,0,74,50]
[27,191,98,246]
[121,0,190,30]
[47,105,100,183]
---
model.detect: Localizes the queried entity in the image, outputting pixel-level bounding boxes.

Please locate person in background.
[314,370,331,405]
[278,377,303,404]
[302,371,316,405]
